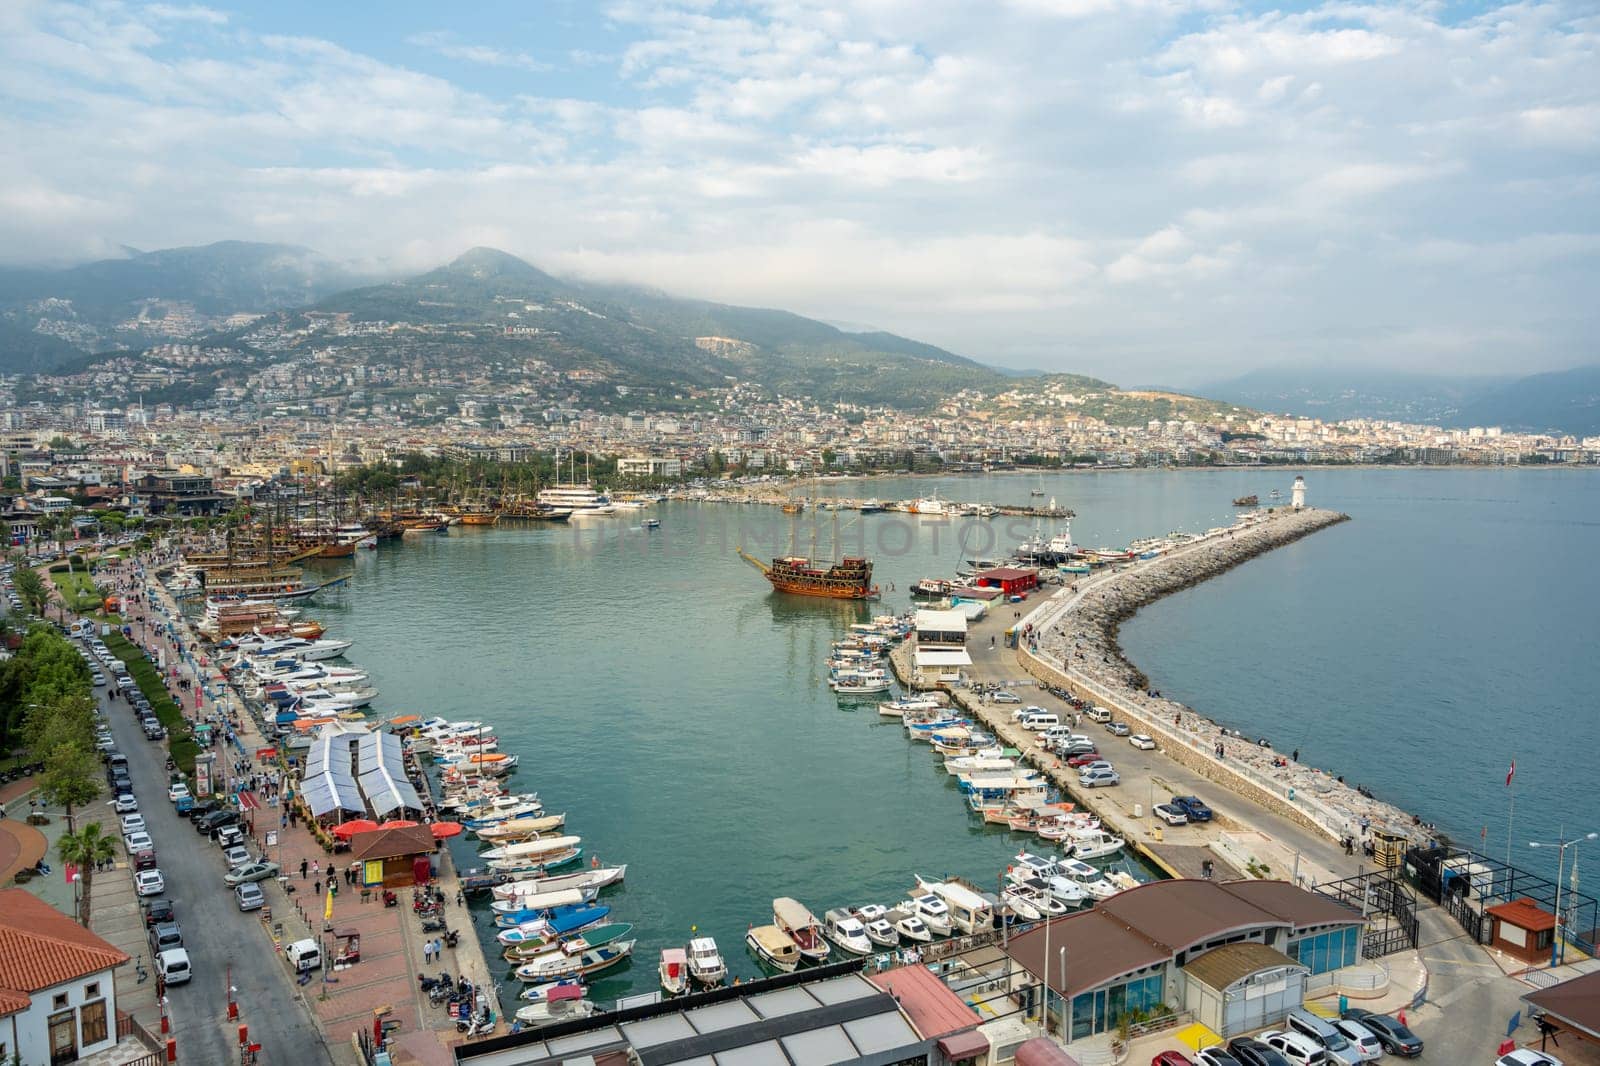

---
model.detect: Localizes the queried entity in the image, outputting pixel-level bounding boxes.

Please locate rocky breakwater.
[1033,506,1428,848]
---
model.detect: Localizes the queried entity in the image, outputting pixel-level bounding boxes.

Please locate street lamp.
[1058,947,1068,1041]
[1530,831,1597,966]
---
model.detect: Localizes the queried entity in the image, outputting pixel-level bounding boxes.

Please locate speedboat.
[514,937,635,982]
[901,893,953,936]
[854,905,901,948]
[491,865,627,902]
[746,924,801,973]
[1066,829,1126,861]
[773,898,831,963]
[659,948,689,996]
[685,936,727,988]
[505,923,632,963]
[1006,880,1070,918]
[496,904,609,944]
[888,906,933,943]
[1011,852,1060,881]
[1056,857,1119,900]
[823,908,873,955]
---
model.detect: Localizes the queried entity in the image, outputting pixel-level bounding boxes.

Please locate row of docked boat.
[825,615,912,695]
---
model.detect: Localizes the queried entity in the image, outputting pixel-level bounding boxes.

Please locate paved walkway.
[0,815,47,883]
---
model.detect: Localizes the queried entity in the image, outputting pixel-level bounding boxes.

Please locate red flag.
[64,862,77,885]
[1506,759,1516,787]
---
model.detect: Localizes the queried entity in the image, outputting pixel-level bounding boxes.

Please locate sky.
[1,0,1597,385]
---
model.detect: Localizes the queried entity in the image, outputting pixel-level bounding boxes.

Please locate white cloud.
[0,0,1596,380]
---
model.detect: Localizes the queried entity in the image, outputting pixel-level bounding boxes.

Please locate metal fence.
[1313,871,1418,958]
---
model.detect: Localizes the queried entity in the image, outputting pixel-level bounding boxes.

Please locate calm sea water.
[305,466,1598,1003]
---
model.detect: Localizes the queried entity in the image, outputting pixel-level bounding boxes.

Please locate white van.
[1021,712,1061,731]
[1084,706,1113,723]
[157,948,192,986]
[286,938,322,973]
[1287,1008,1363,1066]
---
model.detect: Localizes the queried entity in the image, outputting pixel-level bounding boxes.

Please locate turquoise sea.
[305,466,1599,1004]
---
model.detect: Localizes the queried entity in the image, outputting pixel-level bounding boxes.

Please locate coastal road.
[95,646,333,1066]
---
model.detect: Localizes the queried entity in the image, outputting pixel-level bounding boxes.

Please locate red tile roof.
[0,888,130,1014]
[869,963,981,1039]
[1487,897,1556,932]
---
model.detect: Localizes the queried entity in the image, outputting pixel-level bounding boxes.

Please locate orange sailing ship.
[737,549,878,599]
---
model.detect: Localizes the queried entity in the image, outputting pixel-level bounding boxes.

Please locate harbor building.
[454,964,993,1066]
[972,567,1039,597]
[913,608,972,685]
[1003,879,1363,1043]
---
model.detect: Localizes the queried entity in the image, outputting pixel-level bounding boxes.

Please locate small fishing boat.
[823,908,874,956]
[514,982,596,1024]
[878,697,944,719]
[481,836,582,865]
[505,922,634,963]
[773,898,831,963]
[514,936,636,982]
[497,904,610,944]
[491,887,595,919]
[1056,857,1119,900]
[475,813,568,842]
[1066,829,1126,861]
[465,801,546,831]
[659,947,690,996]
[828,672,891,695]
[490,866,628,902]
[853,905,901,948]
[643,518,661,530]
[516,976,583,1003]
[686,936,727,988]
[746,925,801,973]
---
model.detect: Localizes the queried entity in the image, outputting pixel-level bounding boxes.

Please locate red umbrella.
[378,819,419,830]
[332,819,379,840]
[428,822,463,839]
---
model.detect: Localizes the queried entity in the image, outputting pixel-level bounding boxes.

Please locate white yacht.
[539,450,616,517]
[1055,857,1119,900]
[823,908,874,955]
[901,893,954,936]
[686,936,727,988]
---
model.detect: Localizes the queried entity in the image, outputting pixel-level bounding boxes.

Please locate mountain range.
[1204,366,1600,437]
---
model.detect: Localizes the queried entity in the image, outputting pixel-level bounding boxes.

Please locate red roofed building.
[0,888,130,1064]
[1485,897,1557,964]
[973,567,1039,596]
[869,963,989,1061]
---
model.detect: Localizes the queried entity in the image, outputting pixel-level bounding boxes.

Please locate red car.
[133,849,158,871]
[1152,1053,1195,1066]
[1066,752,1102,767]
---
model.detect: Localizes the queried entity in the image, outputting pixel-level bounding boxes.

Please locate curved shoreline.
[1025,507,1428,845]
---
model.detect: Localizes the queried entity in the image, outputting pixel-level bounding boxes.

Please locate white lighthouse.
[1291,476,1306,510]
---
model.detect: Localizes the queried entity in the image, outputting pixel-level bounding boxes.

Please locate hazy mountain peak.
[441,247,554,282]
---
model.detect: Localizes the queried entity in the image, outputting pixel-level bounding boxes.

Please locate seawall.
[1021,507,1427,847]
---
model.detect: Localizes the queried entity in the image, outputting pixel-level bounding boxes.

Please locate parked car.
[235,882,266,911]
[1261,1030,1327,1066]
[222,845,252,869]
[148,921,183,955]
[186,800,221,823]
[1286,1008,1362,1066]
[167,782,191,803]
[1197,1050,1244,1066]
[1172,796,1214,822]
[1497,1052,1562,1066]
[114,793,139,814]
[224,861,280,886]
[1153,803,1189,826]
[141,898,175,927]
[1331,1019,1383,1062]
[1129,733,1156,750]
[1067,752,1103,768]
[1226,1038,1294,1066]
[134,869,165,896]
[132,849,158,872]
[1105,721,1131,736]
[199,810,241,838]
[1079,767,1121,788]
[120,813,146,835]
[1340,1010,1422,1057]
[991,691,1021,704]
[1153,1054,1195,1066]
[124,830,154,853]
[1055,740,1098,757]
[1084,705,1112,723]
[215,825,245,848]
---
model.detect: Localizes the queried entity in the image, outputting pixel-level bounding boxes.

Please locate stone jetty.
[1030,506,1430,847]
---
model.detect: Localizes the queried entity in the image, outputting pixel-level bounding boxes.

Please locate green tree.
[11,567,47,615]
[57,821,117,924]
[39,746,103,833]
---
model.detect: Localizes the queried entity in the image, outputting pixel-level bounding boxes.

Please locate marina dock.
[890,506,1420,892]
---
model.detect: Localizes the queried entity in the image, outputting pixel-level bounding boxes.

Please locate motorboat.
[480,836,581,865]
[1055,857,1119,900]
[773,898,831,963]
[516,976,583,1003]
[1005,880,1070,919]
[878,697,944,719]
[685,936,727,988]
[505,923,633,963]
[442,791,539,816]
[490,887,595,919]
[888,906,933,943]
[822,908,873,955]
[828,672,891,695]
[496,904,609,944]
[514,982,596,1024]
[853,905,901,948]
[514,936,635,982]
[474,814,567,842]
[491,865,628,902]
[914,876,993,935]
[659,947,689,996]
[1066,829,1126,861]
[465,801,547,831]
[746,924,801,973]
[901,893,954,937]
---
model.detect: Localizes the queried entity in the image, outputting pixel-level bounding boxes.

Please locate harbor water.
[307,466,1598,1002]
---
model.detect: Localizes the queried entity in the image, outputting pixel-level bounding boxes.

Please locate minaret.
[1292,476,1306,510]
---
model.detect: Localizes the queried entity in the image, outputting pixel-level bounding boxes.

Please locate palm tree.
[57,822,117,925]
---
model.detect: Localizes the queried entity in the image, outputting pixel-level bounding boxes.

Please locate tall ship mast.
[736,549,878,599]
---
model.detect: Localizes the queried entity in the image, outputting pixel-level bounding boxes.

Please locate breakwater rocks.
[1036,507,1429,845]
